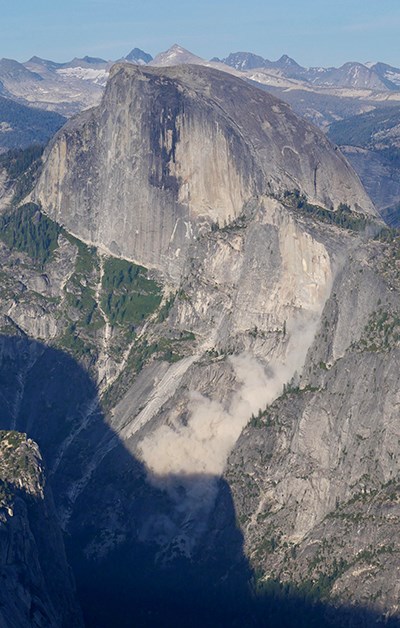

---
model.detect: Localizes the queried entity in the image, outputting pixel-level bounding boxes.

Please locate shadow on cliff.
[0,334,399,628]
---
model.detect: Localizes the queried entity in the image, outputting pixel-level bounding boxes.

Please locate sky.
[2,0,400,68]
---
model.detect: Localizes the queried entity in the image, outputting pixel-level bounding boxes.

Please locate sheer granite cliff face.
[0,431,83,628]
[226,234,400,619]
[1,209,398,625]
[34,63,375,276]
[2,62,399,626]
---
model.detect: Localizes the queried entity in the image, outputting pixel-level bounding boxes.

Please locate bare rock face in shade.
[0,431,83,627]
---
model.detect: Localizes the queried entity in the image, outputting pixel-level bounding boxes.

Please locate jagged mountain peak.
[220,51,269,71]
[368,61,400,88]
[26,55,61,67]
[318,61,391,90]
[24,56,63,75]
[125,47,153,64]
[339,60,369,71]
[275,53,303,69]
[170,43,191,53]
[0,58,43,81]
[219,51,306,76]
[150,44,205,67]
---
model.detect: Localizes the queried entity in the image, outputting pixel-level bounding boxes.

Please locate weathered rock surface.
[226,233,400,622]
[34,63,375,275]
[0,61,398,627]
[1,205,398,626]
[0,431,83,627]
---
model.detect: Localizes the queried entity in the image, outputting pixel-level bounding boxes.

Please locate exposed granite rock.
[34,63,375,276]
[0,196,356,625]
[0,431,83,627]
[0,60,398,627]
[226,234,400,622]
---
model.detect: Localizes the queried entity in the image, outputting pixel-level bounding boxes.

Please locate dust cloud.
[138,312,320,485]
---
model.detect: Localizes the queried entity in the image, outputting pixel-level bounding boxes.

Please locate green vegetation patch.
[63,236,103,330]
[210,211,248,233]
[354,307,400,352]
[0,430,26,448]
[249,407,274,429]
[283,190,372,232]
[253,556,348,603]
[0,202,61,266]
[374,227,400,244]
[374,228,400,285]
[127,337,183,371]
[56,322,99,363]
[157,292,176,323]
[56,238,103,364]
[249,383,319,429]
[101,257,162,326]
[0,431,38,488]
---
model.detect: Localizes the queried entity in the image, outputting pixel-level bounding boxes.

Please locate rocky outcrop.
[34,63,375,275]
[0,431,83,627]
[2,201,397,626]
[1,58,398,627]
[226,232,400,621]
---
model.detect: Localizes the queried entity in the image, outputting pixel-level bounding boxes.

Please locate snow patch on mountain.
[0,122,12,133]
[385,70,400,86]
[56,67,109,85]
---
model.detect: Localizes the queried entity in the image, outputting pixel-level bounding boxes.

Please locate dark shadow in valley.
[0,334,399,628]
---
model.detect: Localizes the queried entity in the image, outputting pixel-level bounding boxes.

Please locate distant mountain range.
[1,43,400,223]
[1,43,400,118]
[0,48,156,117]
[213,51,400,91]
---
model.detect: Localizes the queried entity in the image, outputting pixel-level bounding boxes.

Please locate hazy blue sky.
[3,0,400,67]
